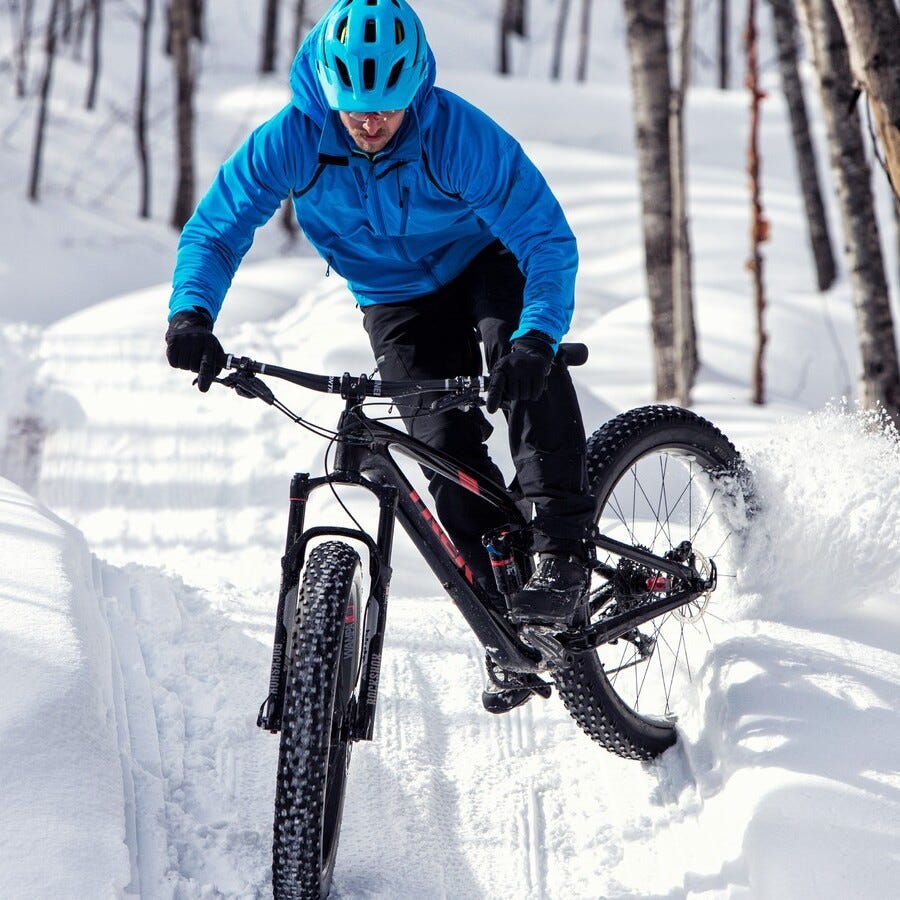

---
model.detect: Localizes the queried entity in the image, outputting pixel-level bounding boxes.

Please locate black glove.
[165,307,226,393]
[485,332,555,414]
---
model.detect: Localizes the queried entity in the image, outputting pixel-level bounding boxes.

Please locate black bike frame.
[242,363,717,742]
[257,400,543,741]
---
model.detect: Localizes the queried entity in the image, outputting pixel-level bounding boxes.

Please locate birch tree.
[170,0,198,229]
[28,0,62,202]
[550,0,572,80]
[767,0,837,291]
[576,0,592,83]
[830,0,900,198]
[292,0,308,52]
[12,0,36,98]
[671,0,698,405]
[800,0,900,421]
[499,0,526,76]
[282,0,311,240]
[84,0,102,110]
[136,0,154,219]
[260,0,280,74]
[746,0,768,405]
[718,0,729,89]
[622,0,675,400]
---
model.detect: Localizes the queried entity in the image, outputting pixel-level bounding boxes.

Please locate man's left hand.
[485,334,555,414]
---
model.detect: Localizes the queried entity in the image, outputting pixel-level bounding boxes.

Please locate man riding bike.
[165,0,595,713]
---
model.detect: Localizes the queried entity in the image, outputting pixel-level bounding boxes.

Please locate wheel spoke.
[592,441,739,725]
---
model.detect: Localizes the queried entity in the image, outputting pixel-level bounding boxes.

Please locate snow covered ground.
[2,1,900,897]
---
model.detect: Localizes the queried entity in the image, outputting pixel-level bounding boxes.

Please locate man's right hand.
[165,308,226,392]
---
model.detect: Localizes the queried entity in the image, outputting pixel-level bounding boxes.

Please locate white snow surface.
[2,2,900,897]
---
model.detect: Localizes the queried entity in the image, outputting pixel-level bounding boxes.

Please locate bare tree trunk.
[278,0,310,240]
[800,0,900,421]
[895,203,900,294]
[60,0,72,41]
[671,0,698,405]
[768,0,837,291]
[260,0,279,74]
[280,0,309,241]
[84,0,101,110]
[28,0,62,202]
[136,0,154,219]
[498,0,526,76]
[623,0,675,400]
[830,0,900,199]
[746,0,769,405]
[576,0,592,83]
[14,0,36,97]
[551,0,572,80]
[718,0,729,89]
[192,0,203,42]
[292,0,307,52]
[170,0,197,229]
[72,0,89,60]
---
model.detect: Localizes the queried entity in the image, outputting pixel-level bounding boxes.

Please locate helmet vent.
[364,18,377,42]
[387,59,404,88]
[363,58,376,89]
[394,18,404,43]
[335,58,352,87]
[336,16,349,43]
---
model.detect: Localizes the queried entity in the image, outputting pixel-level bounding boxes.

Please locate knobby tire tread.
[553,405,746,760]
[272,541,362,899]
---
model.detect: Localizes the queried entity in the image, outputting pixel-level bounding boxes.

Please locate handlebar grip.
[558,343,588,367]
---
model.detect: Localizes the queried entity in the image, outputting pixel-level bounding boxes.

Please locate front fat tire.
[554,405,749,760]
[272,541,363,899]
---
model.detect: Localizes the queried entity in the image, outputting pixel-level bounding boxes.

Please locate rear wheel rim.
[592,445,735,722]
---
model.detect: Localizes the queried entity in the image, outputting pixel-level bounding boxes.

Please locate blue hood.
[288,12,438,127]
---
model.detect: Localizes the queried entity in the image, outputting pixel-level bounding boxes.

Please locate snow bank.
[0,476,129,897]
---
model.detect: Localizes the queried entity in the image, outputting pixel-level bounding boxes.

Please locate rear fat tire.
[554,405,749,760]
[272,541,363,899]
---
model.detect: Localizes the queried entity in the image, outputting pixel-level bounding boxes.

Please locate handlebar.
[219,342,589,402]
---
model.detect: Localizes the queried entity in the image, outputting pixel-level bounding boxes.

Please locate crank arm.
[518,625,577,669]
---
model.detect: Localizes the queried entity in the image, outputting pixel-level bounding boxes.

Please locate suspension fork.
[256,467,399,740]
[257,472,310,732]
[352,478,398,741]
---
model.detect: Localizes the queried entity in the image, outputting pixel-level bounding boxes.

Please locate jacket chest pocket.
[376,170,464,237]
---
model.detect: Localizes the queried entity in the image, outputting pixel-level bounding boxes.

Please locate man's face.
[339,109,406,154]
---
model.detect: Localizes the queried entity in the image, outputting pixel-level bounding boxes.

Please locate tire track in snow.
[99,560,172,898]
[518,781,547,899]
[98,562,277,897]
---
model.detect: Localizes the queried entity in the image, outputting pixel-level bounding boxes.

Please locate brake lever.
[428,390,484,413]
[215,371,276,405]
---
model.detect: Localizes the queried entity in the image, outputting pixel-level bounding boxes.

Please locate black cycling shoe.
[481,656,552,715]
[509,553,590,626]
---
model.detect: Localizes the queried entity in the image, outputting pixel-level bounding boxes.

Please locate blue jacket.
[170,22,578,345]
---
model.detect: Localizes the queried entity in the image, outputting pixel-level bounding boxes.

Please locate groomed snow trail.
[25,261,654,898]
[6,97,899,898]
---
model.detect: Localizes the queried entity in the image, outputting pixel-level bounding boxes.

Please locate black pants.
[362,242,595,590]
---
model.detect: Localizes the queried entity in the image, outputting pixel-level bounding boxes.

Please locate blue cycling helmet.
[315,0,428,112]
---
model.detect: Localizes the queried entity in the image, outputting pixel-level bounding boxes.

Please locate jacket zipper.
[367,162,440,289]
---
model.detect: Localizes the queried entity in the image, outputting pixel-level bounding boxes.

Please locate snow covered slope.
[2,0,900,896]
[0,476,129,897]
[1,253,897,897]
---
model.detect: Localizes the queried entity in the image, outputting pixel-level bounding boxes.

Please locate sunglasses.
[344,109,404,123]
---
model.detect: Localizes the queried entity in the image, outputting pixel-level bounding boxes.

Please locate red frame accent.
[409,490,474,583]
